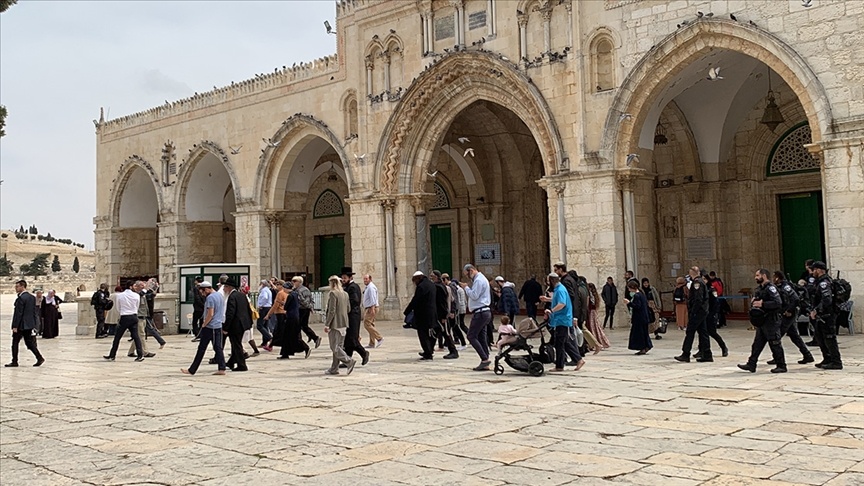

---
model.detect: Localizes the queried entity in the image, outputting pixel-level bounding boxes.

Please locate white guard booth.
[177,263,251,333]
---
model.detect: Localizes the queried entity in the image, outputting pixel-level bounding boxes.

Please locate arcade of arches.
[95,9,863,331]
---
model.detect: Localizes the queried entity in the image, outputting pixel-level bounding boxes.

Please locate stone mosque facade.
[94,0,864,329]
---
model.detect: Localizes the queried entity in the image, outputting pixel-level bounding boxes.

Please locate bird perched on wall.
[626,154,639,167]
[706,66,723,81]
[263,138,279,148]
[229,145,242,155]
[464,148,475,158]
[354,153,366,164]
[730,13,737,21]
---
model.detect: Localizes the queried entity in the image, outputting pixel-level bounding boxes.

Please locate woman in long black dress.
[625,281,652,355]
[41,290,63,339]
[278,288,310,359]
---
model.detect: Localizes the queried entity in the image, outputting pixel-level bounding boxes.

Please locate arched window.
[343,94,358,139]
[591,35,615,92]
[430,182,451,210]
[313,189,344,219]
[767,122,819,177]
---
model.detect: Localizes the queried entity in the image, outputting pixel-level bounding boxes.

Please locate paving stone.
[764,454,859,474]
[394,450,500,475]
[645,451,786,479]
[438,438,544,464]
[807,435,864,449]
[771,469,840,485]
[516,451,644,477]
[824,472,864,485]
[476,464,579,485]
[700,475,810,486]
[339,440,430,461]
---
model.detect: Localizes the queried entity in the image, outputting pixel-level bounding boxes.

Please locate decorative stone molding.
[375,51,565,195]
[109,155,164,226]
[615,170,642,191]
[174,140,248,219]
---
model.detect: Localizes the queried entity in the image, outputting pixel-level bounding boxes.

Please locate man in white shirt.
[256,280,274,347]
[460,264,493,371]
[104,282,144,361]
[362,274,383,348]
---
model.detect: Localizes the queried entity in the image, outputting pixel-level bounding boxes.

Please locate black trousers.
[437,320,457,354]
[109,315,143,359]
[95,309,106,336]
[814,314,842,366]
[451,316,466,346]
[11,329,43,363]
[192,309,204,335]
[553,326,582,369]
[603,305,616,328]
[681,314,711,358]
[344,312,367,358]
[526,302,538,320]
[706,312,727,352]
[747,319,786,368]
[226,332,247,370]
[417,327,435,358]
[780,315,812,358]
[299,308,318,341]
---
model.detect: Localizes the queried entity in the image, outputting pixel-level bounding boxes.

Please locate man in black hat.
[809,261,842,370]
[223,277,253,371]
[341,267,369,366]
[191,276,205,341]
[738,268,786,373]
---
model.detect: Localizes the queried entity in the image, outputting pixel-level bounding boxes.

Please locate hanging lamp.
[760,68,785,132]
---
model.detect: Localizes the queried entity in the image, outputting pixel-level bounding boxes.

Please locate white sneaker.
[457,345,467,351]
[376,339,384,348]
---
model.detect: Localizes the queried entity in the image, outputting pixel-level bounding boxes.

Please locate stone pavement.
[1,302,862,485]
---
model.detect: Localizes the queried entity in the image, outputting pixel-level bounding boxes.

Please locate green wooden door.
[779,192,825,278]
[318,235,345,288]
[430,224,452,276]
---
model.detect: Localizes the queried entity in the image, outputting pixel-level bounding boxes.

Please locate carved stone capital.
[562,0,573,12]
[364,55,374,70]
[615,171,639,191]
[380,198,397,211]
[408,193,435,214]
[517,13,529,27]
[534,0,555,20]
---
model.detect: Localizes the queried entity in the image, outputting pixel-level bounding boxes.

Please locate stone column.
[411,193,432,275]
[617,171,638,274]
[553,183,567,264]
[365,56,374,97]
[813,140,864,332]
[382,198,398,306]
[564,0,573,49]
[427,11,434,53]
[233,209,271,282]
[157,218,181,295]
[517,13,529,61]
[487,0,496,36]
[421,12,429,53]
[264,212,283,277]
[539,5,553,54]
[382,51,391,93]
[451,0,464,47]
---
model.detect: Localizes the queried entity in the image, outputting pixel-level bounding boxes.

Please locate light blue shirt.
[550,283,573,328]
[465,271,491,312]
[257,286,272,308]
[205,292,224,329]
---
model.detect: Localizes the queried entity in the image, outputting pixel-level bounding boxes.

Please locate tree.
[0,0,17,14]
[0,254,13,276]
[18,225,24,233]
[0,105,6,138]
[72,256,80,273]
[51,255,61,272]
[22,253,50,276]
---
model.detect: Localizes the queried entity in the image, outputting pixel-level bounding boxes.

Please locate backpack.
[90,292,100,307]
[832,272,852,310]
[788,282,810,314]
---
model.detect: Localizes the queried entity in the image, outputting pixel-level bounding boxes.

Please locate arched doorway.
[375,52,563,298]
[111,157,161,279]
[176,142,240,264]
[257,116,352,287]
[604,20,832,304]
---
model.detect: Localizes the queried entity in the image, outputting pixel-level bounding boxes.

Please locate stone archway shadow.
[174,141,244,221]
[109,155,164,227]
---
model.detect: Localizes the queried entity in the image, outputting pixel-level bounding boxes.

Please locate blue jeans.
[257,307,272,343]
[467,310,492,361]
[109,315,142,359]
[188,327,226,374]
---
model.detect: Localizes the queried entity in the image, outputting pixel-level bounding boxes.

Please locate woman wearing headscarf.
[673,277,689,330]
[277,282,310,360]
[626,280,652,355]
[586,283,611,353]
[40,290,63,339]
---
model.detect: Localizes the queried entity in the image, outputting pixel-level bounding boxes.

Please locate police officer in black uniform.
[697,271,728,358]
[769,271,814,365]
[675,266,712,363]
[809,261,843,370]
[738,268,786,373]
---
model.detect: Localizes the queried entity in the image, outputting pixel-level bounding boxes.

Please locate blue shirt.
[257,286,272,308]
[550,283,573,328]
[465,272,492,312]
[205,292,224,329]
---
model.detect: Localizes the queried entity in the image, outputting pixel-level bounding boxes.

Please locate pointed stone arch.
[174,140,243,221]
[375,51,565,194]
[109,155,164,227]
[254,113,353,209]
[601,19,832,169]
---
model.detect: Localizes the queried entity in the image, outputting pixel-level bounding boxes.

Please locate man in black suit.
[6,280,45,367]
[405,271,439,360]
[341,267,369,366]
[223,278,252,372]
[518,275,544,320]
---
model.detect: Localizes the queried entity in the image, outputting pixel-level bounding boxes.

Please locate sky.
[0,0,337,248]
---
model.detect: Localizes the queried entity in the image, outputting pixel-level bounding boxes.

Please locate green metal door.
[318,235,345,288]
[779,192,825,278]
[430,224,452,276]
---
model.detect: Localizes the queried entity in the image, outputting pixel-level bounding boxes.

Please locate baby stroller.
[493,318,555,376]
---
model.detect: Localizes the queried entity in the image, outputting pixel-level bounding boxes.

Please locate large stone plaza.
[1,301,863,486]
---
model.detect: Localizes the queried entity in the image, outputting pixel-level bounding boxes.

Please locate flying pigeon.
[625,154,639,167]
[463,148,475,158]
[707,67,723,81]
[802,0,812,7]
[229,145,242,155]
[263,138,279,148]
[354,153,366,163]
[458,137,470,144]
[730,13,737,21]
[426,170,438,178]
[619,113,633,123]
